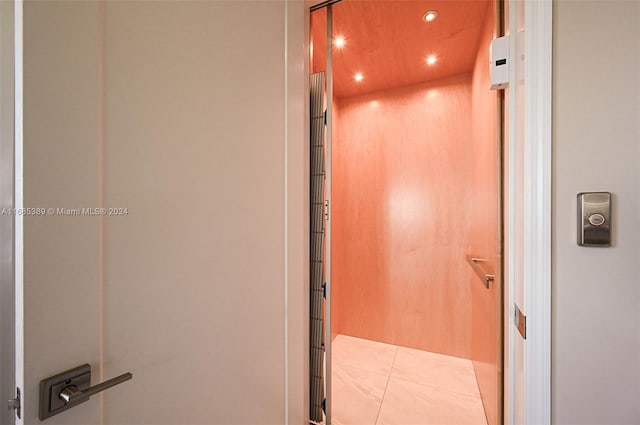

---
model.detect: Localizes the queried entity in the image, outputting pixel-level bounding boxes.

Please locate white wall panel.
[553,2,640,423]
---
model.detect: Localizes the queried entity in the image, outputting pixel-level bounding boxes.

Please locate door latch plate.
[515,304,526,339]
[8,387,21,419]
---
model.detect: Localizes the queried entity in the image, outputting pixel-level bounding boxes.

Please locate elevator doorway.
[309,1,504,424]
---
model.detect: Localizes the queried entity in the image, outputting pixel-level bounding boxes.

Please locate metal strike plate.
[39,364,91,420]
[515,304,526,339]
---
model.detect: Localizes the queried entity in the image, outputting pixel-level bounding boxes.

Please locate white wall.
[552,1,640,423]
[23,1,307,424]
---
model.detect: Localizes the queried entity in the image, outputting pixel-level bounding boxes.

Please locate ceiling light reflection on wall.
[354,72,364,82]
[423,11,437,22]
[334,36,346,48]
[426,55,437,65]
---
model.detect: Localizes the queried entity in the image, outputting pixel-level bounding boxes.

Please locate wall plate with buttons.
[577,192,611,247]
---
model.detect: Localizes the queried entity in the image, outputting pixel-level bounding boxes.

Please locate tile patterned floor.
[331,335,488,425]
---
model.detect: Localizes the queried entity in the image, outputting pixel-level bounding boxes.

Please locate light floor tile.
[330,335,487,425]
[331,361,390,425]
[392,346,480,398]
[332,334,398,376]
[376,376,488,425]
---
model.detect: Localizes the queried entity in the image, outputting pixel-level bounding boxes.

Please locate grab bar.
[466,256,494,289]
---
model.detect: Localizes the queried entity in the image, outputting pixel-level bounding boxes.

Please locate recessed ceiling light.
[334,36,346,48]
[426,55,437,65]
[354,72,364,82]
[423,11,437,22]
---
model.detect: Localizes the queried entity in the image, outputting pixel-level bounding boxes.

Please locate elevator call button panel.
[577,192,611,247]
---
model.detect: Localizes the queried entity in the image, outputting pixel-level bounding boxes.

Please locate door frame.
[504,0,552,424]
[505,0,553,424]
[1,0,23,424]
[303,0,553,424]
[0,0,16,422]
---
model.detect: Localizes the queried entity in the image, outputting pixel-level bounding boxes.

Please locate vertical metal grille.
[309,72,326,423]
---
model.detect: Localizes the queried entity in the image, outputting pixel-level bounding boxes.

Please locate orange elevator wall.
[332,74,475,359]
